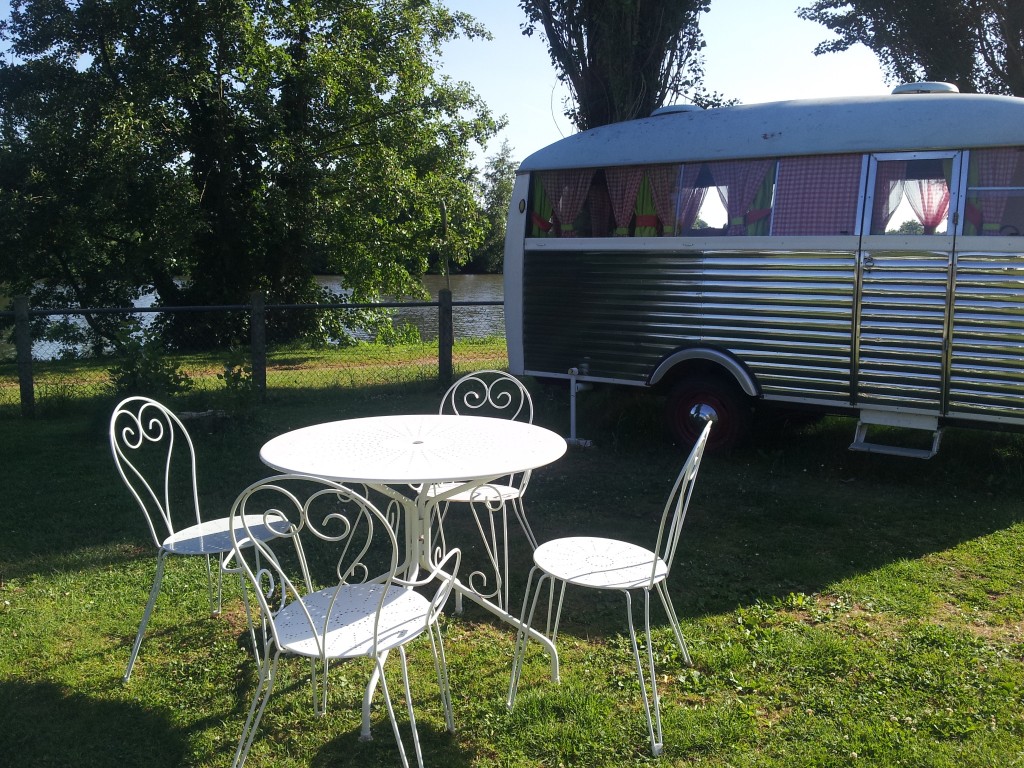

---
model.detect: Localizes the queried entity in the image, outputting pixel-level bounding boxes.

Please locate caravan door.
[855,152,964,413]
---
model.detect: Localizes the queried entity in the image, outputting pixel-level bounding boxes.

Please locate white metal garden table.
[259,413,568,736]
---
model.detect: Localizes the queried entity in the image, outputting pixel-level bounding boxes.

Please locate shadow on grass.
[0,382,444,580]
[311,719,474,768]
[0,680,186,767]
[495,390,1024,635]
[7,380,1024,631]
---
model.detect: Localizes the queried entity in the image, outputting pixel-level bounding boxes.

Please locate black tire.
[665,375,753,452]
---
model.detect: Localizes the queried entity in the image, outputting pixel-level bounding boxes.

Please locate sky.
[440,0,892,165]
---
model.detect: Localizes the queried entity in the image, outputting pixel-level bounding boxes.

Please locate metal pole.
[566,367,592,448]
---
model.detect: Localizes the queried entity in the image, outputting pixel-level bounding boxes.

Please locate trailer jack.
[566,367,593,448]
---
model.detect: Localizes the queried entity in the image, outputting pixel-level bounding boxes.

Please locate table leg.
[418,485,559,682]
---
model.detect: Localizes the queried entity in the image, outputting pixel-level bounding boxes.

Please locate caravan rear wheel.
[666,376,752,451]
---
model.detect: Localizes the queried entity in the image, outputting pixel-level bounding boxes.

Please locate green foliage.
[217,347,259,416]
[371,318,422,346]
[466,140,516,274]
[106,329,194,397]
[798,0,1024,96]
[518,0,729,129]
[895,219,926,235]
[0,0,501,350]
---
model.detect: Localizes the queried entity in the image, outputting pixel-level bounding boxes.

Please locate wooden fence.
[4,289,496,417]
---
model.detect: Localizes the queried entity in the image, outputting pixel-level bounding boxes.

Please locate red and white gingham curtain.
[676,165,707,232]
[972,148,1022,234]
[605,166,645,235]
[870,161,907,234]
[904,178,950,234]
[771,155,864,236]
[646,164,683,235]
[539,169,596,237]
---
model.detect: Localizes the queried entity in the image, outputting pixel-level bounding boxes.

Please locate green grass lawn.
[2,369,1024,767]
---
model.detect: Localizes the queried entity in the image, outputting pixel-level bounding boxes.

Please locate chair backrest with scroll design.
[110,396,203,551]
[439,370,533,424]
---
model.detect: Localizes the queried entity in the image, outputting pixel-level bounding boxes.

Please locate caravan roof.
[518,91,1024,172]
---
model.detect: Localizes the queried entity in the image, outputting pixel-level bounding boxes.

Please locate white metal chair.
[430,370,535,610]
[507,420,712,757]
[228,474,460,768]
[110,396,285,682]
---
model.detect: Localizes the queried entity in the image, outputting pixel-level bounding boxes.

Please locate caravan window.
[964,147,1024,236]
[666,160,777,235]
[869,157,954,235]
[528,159,778,238]
[524,154,876,239]
[770,154,864,236]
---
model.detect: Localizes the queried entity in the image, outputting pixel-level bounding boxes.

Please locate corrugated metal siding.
[948,250,1024,419]
[522,249,856,402]
[855,250,950,409]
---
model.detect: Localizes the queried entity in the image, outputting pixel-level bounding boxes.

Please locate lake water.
[319,273,505,341]
[11,273,505,360]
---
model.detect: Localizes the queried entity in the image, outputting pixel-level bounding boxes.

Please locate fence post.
[438,288,453,388]
[13,295,34,418]
[250,290,267,400]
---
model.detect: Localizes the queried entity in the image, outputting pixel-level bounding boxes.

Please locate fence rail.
[1,289,506,416]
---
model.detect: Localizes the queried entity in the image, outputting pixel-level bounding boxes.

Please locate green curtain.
[744,163,777,236]
[529,178,554,237]
[635,176,660,236]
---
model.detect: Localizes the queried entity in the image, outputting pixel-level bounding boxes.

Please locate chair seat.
[534,536,668,590]
[426,482,521,503]
[162,514,288,556]
[275,583,431,658]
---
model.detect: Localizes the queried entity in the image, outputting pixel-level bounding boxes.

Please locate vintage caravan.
[503,83,1024,456]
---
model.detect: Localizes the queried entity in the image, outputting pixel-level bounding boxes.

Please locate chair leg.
[307,655,334,717]
[548,580,567,643]
[507,566,548,710]
[237,573,263,667]
[203,553,224,616]
[510,496,538,550]
[655,581,692,666]
[124,550,168,682]
[427,618,456,733]
[233,653,280,768]
[624,589,664,757]
[376,652,417,768]
[361,650,387,741]
[400,646,426,768]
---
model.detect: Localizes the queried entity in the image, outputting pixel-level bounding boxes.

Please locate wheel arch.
[648,346,761,398]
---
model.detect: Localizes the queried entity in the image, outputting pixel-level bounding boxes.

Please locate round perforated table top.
[260,414,567,485]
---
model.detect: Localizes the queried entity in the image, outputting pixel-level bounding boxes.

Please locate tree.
[518,0,719,131]
[465,140,516,274]
[0,0,500,350]
[798,0,1024,96]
